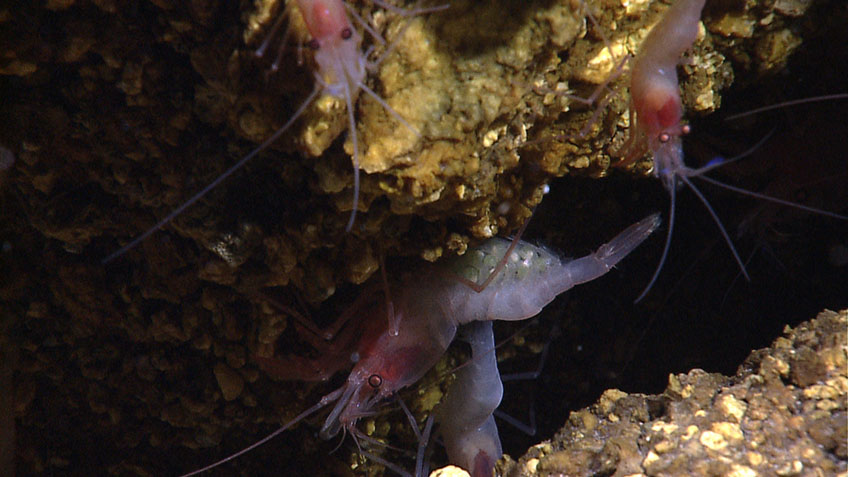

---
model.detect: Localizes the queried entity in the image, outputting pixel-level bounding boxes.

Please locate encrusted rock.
[504,310,848,477]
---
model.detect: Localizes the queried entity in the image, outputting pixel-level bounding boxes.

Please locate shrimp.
[102,0,444,264]
[611,0,848,301]
[613,0,705,170]
[182,213,660,476]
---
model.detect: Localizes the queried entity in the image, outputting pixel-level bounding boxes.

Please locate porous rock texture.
[1,0,846,475]
[499,309,847,477]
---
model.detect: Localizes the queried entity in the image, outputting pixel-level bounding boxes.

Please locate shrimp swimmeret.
[181,213,661,476]
[102,0,447,263]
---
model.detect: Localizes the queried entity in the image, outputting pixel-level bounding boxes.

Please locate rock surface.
[498,309,847,477]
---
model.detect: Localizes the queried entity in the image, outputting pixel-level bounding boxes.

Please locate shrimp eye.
[681,124,691,135]
[307,38,320,50]
[658,133,670,143]
[368,374,383,388]
[340,27,353,40]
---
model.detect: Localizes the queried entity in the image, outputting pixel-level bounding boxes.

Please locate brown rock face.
[1,0,846,475]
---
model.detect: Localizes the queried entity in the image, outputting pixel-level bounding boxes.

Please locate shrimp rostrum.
[183,213,660,476]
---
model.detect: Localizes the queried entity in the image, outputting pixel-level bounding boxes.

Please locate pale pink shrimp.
[612,0,847,301]
[610,0,708,301]
[102,0,440,263]
[181,213,660,476]
[613,0,704,170]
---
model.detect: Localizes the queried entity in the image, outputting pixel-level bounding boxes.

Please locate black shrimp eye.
[340,27,352,40]
[368,374,383,388]
[307,38,320,50]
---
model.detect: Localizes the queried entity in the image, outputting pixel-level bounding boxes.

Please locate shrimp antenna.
[179,385,343,477]
[358,82,421,137]
[343,2,385,45]
[634,112,848,302]
[343,79,360,232]
[255,3,292,66]
[695,127,777,175]
[342,0,445,232]
[102,86,321,264]
[686,128,846,282]
[694,175,848,221]
[723,93,848,121]
[684,174,751,280]
[634,129,777,302]
[634,180,677,303]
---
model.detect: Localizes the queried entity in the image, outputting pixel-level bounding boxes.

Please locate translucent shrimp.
[102,0,444,264]
[612,0,848,301]
[181,213,660,476]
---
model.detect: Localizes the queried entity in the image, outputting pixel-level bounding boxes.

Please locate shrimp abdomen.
[637,0,705,69]
[446,238,560,323]
[448,213,661,324]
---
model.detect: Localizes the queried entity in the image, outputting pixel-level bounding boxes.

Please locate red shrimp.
[181,213,660,476]
[612,0,847,301]
[102,0,442,264]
